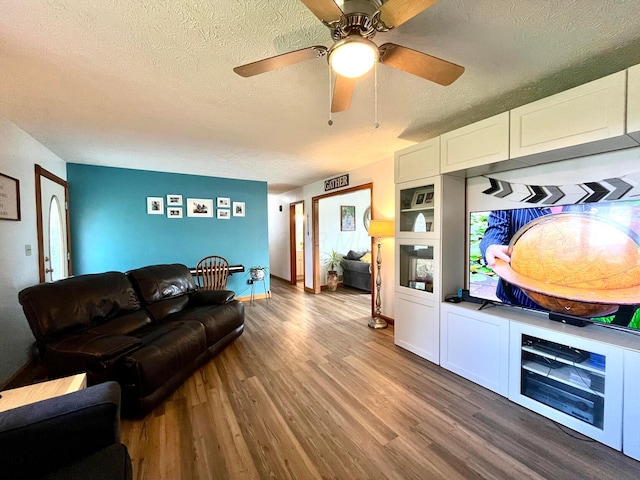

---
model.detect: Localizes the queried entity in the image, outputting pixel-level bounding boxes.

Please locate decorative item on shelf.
[367,219,395,329]
[411,188,434,209]
[249,266,267,281]
[322,250,342,292]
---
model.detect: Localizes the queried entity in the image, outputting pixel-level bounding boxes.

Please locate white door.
[37,167,70,282]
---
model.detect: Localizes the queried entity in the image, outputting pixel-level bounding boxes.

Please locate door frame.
[311,183,374,315]
[35,165,72,282]
[289,201,305,285]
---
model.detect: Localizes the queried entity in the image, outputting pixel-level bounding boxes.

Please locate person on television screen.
[480,207,552,310]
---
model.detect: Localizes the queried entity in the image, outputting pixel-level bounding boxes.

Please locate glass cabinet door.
[397,180,437,235]
[397,243,437,298]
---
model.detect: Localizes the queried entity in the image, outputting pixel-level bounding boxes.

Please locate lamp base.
[368,316,388,329]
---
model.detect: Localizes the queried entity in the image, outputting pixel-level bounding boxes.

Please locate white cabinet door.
[440,304,510,396]
[440,112,510,174]
[395,137,440,183]
[395,293,439,364]
[623,349,640,460]
[510,71,635,162]
[627,64,640,143]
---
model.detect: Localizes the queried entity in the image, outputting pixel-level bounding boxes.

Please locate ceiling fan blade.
[331,74,355,113]
[378,0,438,27]
[234,46,328,77]
[379,43,464,85]
[300,0,344,24]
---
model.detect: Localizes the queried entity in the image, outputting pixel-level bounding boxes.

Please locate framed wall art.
[0,172,20,221]
[166,194,182,206]
[217,209,230,219]
[217,197,230,208]
[147,197,164,215]
[340,205,356,231]
[167,207,183,218]
[233,202,245,217]
[186,198,213,217]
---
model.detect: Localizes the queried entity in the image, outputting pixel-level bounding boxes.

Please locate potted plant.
[249,266,268,281]
[322,250,342,292]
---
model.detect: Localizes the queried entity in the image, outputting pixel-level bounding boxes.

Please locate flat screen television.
[468,199,640,333]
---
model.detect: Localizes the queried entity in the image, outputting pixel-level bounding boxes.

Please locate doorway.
[35,165,71,282]
[289,201,305,286]
[311,183,374,316]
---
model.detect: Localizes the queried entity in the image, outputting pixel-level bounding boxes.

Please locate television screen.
[469,199,640,332]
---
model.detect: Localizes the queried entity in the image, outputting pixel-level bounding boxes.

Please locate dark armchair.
[0,381,132,480]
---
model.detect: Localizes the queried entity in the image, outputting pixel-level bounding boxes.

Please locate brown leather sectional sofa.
[18,263,244,417]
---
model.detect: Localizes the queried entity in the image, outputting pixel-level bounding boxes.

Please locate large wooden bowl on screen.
[492,213,640,317]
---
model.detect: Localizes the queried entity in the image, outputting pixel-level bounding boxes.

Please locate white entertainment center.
[394,63,640,460]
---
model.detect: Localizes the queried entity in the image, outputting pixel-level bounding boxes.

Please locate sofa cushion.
[19,272,141,341]
[345,250,364,260]
[127,264,196,303]
[168,301,245,347]
[359,252,372,263]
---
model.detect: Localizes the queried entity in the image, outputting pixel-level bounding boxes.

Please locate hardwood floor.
[121,279,639,479]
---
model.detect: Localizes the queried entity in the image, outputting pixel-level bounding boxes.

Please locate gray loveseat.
[341,250,372,292]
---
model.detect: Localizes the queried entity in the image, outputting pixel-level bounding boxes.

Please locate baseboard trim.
[1,355,45,390]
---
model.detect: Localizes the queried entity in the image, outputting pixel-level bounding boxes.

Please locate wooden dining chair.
[195,255,230,290]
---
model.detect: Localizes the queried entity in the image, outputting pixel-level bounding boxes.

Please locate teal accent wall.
[67,164,269,296]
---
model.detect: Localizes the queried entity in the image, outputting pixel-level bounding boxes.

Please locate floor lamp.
[367,220,395,329]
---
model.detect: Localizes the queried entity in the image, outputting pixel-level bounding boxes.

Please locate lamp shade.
[329,37,378,78]
[368,220,394,238]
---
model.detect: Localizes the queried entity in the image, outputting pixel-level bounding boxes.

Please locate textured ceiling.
[1,1,640,193]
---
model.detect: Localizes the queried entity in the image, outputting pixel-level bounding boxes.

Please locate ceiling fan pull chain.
[374,61,379,128]
[328,65,333,126]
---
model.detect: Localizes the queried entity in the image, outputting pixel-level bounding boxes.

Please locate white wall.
[0,118,67,384]
[269,156,395,317]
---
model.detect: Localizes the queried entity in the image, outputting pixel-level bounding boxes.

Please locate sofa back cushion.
[126,264,197,321]
[18,272,142,341]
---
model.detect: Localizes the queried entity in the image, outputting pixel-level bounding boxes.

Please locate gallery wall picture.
[233,202,245,217]
[340,205,356,231]
[147,197,164,215]
[0,172,20,221]
[187,198,213,217]
[167,207,183,218]
[167,194,183,206]
[217,197,230,208]
[217,209,231,219]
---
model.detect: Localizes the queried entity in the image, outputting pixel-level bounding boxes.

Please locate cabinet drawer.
[395,137,440,183]
[441,112,509,173]
[627,64,640,143]
[510,71,631,160]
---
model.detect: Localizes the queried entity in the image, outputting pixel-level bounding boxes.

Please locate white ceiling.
[1,1,640,193]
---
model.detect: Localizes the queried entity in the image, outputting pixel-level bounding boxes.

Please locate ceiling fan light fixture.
[329,37,378,78]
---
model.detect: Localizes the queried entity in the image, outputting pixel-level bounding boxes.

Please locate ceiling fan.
[233,0,465,113]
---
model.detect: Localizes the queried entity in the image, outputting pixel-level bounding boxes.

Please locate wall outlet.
[25,245,32,256]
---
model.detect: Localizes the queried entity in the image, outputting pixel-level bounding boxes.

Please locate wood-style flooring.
[121,278,639,479]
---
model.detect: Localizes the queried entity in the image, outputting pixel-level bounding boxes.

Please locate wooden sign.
[324,174,349,192]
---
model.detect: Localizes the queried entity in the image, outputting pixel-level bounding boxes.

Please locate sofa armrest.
[47,333,142,361]
[0,381,123,480]
[188,289,236,307]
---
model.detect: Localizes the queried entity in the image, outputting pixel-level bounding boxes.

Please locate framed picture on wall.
[186,198,213,217]
[340,205,356,231]
[217,197,230,208]
[166,194,182,206]
[0,172,20,221]
[217,209,230,219]
[167,207,183,218]
[147,197,164,215]
[233,202,245,217]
